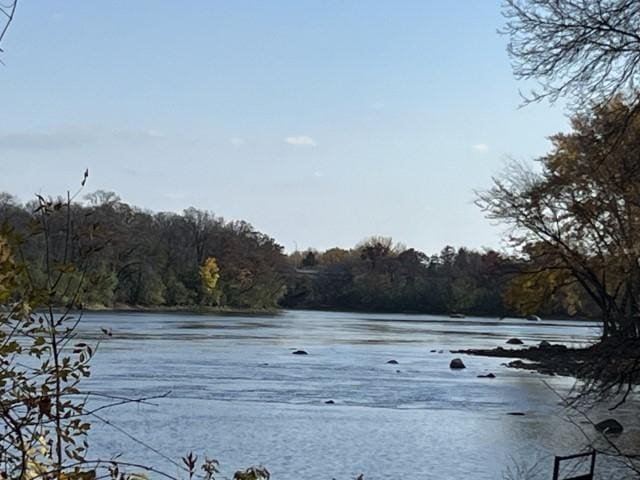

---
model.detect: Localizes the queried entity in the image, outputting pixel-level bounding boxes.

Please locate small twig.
[89,412,184,471]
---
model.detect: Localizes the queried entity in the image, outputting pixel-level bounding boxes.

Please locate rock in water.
[477,373,496,378]
[386,359,399,364]
[595,419,623,435]
[324,400,335,405]
[450,358,466,369]
[506,338,524,345]
[539,340,551,348]
[292,350,308,355]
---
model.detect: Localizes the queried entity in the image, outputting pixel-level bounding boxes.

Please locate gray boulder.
[292,350,308,355]
[450,358,466,369]
[595,419,623,435]
[506,338,524,345]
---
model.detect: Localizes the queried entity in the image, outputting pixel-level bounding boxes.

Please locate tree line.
[0,193,598,318]
[283,239,599,317]
[0,191,289,310]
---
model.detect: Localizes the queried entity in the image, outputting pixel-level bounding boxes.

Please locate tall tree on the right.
[503,0,640,111]
[478,96,640,394]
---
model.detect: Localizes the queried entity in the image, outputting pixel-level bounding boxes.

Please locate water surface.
[77,310,636,479]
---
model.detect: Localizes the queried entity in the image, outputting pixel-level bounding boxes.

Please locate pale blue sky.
[0,1,568,253]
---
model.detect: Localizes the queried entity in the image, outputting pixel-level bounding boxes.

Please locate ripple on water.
[78,310,634,479]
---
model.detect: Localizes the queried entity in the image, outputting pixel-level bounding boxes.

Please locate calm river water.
[76,310,637,479]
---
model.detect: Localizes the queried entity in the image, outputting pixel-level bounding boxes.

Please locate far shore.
[76,304,600,323]
[73,304,282,316]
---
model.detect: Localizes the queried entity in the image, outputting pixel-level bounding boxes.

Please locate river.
[75,310,637,479]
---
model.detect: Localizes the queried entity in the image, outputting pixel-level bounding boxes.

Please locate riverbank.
[279,305,598,322]
[453,343,587,376]
[69,302,601,322]
[455,338,640,381]
[81,303,282,315]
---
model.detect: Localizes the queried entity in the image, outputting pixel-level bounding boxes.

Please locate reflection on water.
[76,310,636,479]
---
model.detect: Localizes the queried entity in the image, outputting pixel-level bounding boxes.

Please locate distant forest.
[0,190,597,318]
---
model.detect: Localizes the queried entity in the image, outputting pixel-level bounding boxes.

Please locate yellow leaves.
[504,271,557,315]
[200,257,220,294]
[21,434,52,480]
[61,471,97,480]
[20,431,97,480]
[200,257,223,306]
[504,268,580,316]
[0,340,21,356]
[125,473,149,480]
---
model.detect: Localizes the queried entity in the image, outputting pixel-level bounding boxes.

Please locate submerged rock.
[324,400,335,405]
[449,358,466,369]
[507,412,526,416]
[539,340,551,348]
[506,338,524,345]
[477,373,496,378]
[386,359,399,364]
[595,419,623,435]
[292,350,308,355]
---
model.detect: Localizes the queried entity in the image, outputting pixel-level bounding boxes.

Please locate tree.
[319,247,350,265]
[84,190,121,207]
[480,97,640,339]
[502,0,640,109]
[0,189,113,480]
[1,184,271,480]
[0,0,17,60]
[300,250,318,268]
[478,97,640,396]
[200,256,221,306]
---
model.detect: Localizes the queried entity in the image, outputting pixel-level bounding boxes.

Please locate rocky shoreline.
[452,342,593,377]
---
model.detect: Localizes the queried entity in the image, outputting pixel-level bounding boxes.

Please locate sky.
[0,1,569,254]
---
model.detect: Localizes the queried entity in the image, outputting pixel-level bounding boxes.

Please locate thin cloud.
[0,127,165,150]
[285,135,317,147]
[112,128,166,143]
[230,137,245,146]
[0,130,93,149]
[472,143,489,152]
